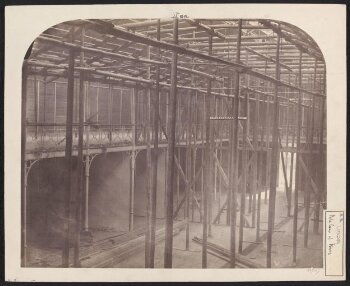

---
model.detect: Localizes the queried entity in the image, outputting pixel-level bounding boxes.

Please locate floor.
[111,190,323,268]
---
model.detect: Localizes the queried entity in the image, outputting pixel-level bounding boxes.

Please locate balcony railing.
[25,122,326,154]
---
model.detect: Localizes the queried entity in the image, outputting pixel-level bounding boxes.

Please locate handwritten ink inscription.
[325,211,344,276]
[172,12,189,19]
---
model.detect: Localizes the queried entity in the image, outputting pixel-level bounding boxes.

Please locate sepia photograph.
[4,4,346,282]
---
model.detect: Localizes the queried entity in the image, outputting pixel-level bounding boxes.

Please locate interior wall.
[27,157,79,247]
[88,152,130,231]
[134,149,166,219]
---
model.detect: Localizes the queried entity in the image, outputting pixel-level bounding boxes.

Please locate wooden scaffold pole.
[149,19,161,268]
[229,18,243,268]
[313,69,325,234]
[202,34,213,268]
[266,25,281,268]
[145,45,152,267]
[292,51,303,264]
[238,89,249,253]
[164,17,179,269]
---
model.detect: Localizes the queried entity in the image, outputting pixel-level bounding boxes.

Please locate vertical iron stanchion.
[164,17,178,269]
[73,27,85,267]
[304,93,315,247]
[266,25,281,268]
[208,35,213,239]
[238,91,249,253]
[149,19,161,268]
[145,46,152,267]
[293,51,303,264]
[202,34,213,268]
[202,78,212,268]
[230,19,242,268]
[255,94,262,243]
[265,95,270,203]
[129,88,136,232]
[62,29,76,267]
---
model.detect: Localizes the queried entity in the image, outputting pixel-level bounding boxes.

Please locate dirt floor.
[110,189,323,268]
[26,186,323,268]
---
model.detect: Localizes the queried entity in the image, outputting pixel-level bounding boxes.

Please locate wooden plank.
[192,237,264,268]
[82,221,186,267]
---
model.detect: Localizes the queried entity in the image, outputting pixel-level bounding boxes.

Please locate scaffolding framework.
[21,18,326,268]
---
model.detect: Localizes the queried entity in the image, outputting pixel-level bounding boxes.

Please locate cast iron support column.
[74,27,85,267]
[83,154,90,231]
[62,31,76,267]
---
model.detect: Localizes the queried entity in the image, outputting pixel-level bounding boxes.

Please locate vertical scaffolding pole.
[201,76,206,224]
[230,19,242,268]
[208,35,213,238]
[293,51,303,263]
[129,88,136,232]
[226,78,233,225]
[73,27,85,267]
[238,90,249,253]
[251,93,258,228]
[304,93,315,247]
[62,30,76,267]
[288,103,296,215]
[164,17,178,268]
[265,95,271,203]
[145,45,152,267]
[192,89,198,222]
[313,94,325,234]
[200,105,204,224]
[185,93,192,250]
[202,34,213,268]
[202,78,212,268]
[255,94,262,242]
[217,96,224,224]
[21,62,28,267]
[149,19,161,268]
[266,27,281,268]
[83,83,90,232]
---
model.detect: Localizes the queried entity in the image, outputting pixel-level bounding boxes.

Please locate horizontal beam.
[244,47,293,72]
[36,35,223,81]
[258,20,322,60]
[120,19,173,29]
[35,20,325,99]
[186,19,226,39]
[83,19,248,72]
